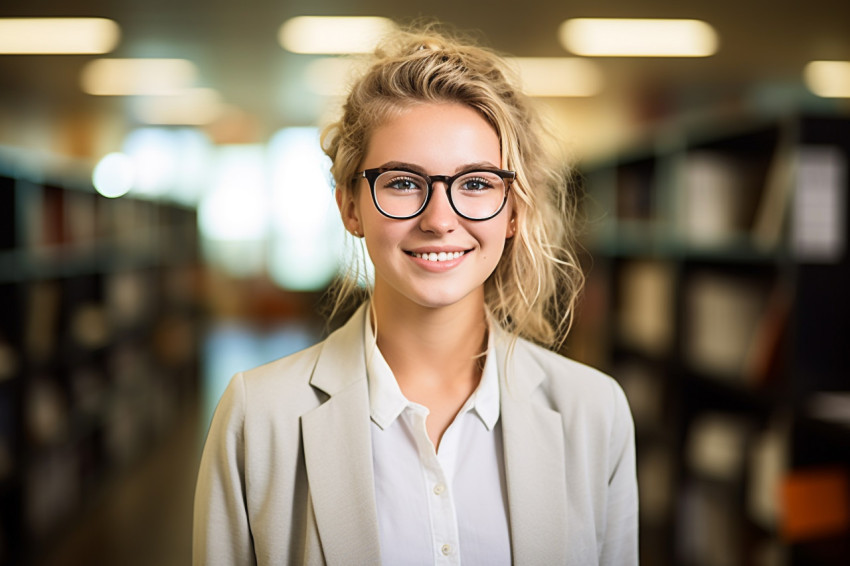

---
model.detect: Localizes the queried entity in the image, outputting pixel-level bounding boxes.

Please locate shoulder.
[511,337,631,423]
[208,341,325,428]
[226,304,370,415]
[512,336,617,392]
[209,304,370,427]
[235,339,337,416]
[242,340,324,390]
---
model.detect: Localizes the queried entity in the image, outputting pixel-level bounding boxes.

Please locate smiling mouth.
[406,250,468,262]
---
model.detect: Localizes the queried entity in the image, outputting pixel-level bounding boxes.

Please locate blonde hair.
[321,25,584,350]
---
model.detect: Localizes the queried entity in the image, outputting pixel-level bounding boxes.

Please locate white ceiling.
[1,0,849,160]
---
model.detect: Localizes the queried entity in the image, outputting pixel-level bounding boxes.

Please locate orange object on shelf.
[781,467,850,542]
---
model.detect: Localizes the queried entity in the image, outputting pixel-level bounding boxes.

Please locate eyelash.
[385,176,423,190]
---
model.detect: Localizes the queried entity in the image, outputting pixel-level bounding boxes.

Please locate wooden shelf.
[575,112,850,566]
[0,166,202,566]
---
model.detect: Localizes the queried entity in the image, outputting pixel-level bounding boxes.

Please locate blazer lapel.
[301,305,382,565]
[496,337,569,565]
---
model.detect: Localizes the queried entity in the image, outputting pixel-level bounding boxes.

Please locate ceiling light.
[509,57,603,97]
[559,18,718,57]
[279,16,396,54]
[93,153,134,198]
[80,58,198,96]
[804,61,850,98]
[0,17,120,54]
[132,88,225,125]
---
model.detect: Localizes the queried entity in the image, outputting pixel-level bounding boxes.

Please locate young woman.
[194,27,638,566]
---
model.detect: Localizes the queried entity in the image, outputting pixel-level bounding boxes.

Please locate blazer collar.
[302,304,383,565]
[309,303,371,396]
[495,331,569,565]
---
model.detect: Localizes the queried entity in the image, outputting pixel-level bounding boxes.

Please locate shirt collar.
[364,306,500,431]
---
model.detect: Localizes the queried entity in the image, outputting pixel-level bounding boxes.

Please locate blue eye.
[459,177,494,191]
[385,176,424,192]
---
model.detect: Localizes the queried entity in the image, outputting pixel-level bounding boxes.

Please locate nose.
[417,181,458,234]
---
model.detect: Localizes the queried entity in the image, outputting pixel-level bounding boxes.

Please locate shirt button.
[433,484,445,495]
[441,544,452,556]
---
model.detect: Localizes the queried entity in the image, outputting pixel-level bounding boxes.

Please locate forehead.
[362,102,501,170]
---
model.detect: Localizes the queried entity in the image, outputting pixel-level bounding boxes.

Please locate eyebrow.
[376,160,501,174]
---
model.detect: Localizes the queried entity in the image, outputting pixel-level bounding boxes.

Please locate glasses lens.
[374,170,429,218]
[450,171,506,219]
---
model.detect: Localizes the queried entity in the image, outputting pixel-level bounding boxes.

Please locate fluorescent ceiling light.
[560,18,718,57]
[132,88,224,125]
[279,16,396,54]
[0,17,120,54]
[509,57,603,97]
[805,61,850,98]
[80,58,198,96]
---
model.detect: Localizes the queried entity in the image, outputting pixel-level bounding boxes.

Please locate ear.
[336,186,362,237]
[505,214,517,239]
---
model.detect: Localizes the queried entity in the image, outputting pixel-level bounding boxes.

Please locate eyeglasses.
[356,167,515,221]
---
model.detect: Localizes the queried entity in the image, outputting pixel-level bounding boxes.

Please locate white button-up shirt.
[365,315,511,566]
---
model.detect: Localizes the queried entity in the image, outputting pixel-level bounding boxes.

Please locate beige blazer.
[193,305,638,565]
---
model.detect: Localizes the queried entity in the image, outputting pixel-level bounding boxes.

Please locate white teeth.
[413,251,464,262]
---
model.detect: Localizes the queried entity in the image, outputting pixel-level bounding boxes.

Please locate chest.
[370,411,511,565]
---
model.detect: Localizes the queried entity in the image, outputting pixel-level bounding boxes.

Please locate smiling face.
[338,102,514,313]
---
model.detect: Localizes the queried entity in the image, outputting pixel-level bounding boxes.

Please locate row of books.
[635,407,849,563]
[1,176,197,269]
[22,271,165,363]
[610,136,847,261]
[23,340,184,538]
[616,260,789,387]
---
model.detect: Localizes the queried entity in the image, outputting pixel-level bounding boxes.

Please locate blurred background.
[1,1,850,565]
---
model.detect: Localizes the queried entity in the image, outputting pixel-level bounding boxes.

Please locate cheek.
[361,214,408,257]
[480,224,510,260]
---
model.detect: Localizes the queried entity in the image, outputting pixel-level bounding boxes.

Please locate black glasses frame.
[355,167,516,221]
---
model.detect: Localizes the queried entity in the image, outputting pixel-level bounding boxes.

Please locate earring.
[352,229,361,238]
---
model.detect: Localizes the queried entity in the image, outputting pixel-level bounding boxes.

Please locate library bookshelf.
[0,151,201,565]
[572,114,850,566]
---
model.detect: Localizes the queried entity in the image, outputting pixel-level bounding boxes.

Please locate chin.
[408,287,482,311]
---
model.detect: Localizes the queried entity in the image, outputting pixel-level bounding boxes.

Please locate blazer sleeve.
[599,380,639,565]
[193,373,257,566]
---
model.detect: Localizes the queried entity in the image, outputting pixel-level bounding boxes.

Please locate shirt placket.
[405,406,462,565]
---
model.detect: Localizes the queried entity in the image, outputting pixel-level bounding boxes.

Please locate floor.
[36,407,200,566]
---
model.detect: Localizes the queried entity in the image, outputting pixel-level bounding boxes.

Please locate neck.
[370,285,490,449]
[370,288,488,390]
